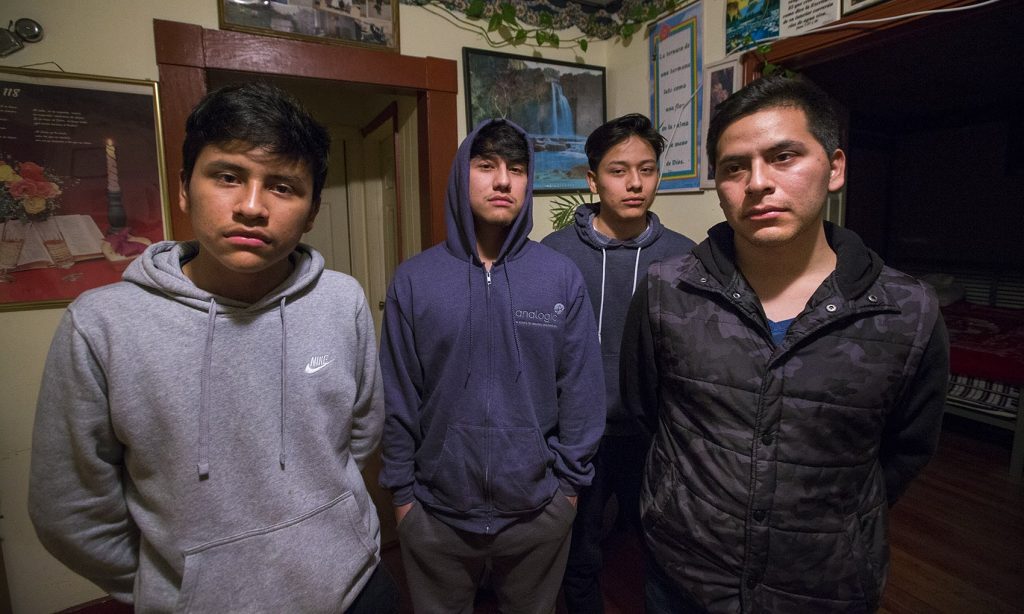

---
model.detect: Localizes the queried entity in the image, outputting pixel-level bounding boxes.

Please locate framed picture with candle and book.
[0,67,168,311]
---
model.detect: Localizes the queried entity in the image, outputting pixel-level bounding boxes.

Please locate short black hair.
[470,120,530,168]
[585,113,666,172]
[706,75,841,176]
[181,82,331,205]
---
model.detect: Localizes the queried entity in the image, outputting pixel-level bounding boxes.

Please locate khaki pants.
[397,495,576,614]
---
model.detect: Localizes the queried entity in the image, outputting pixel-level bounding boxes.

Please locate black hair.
[470,120,530,168]
[585,113,666,172]
[706,74,841,176]
[181,82,331,205]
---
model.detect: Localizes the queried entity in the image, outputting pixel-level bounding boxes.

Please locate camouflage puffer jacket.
[622,222,949,613]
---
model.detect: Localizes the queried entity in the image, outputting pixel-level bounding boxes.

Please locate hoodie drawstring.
[465,256,474,387]
[195,296,290,478]
[197,298,216,478]
[279,296,289,469]
[633,246,643,294]
[597,246,643,346]
[598,249,607,344]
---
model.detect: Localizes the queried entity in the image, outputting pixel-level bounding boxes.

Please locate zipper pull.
[486,268,492,285]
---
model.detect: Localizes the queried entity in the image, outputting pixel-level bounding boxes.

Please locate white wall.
[0,2,725,611]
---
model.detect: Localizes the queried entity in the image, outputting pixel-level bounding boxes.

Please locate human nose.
[746,160,773,194]
[235,183,269,219]
[493,164,511,190]
[626,168,642,191]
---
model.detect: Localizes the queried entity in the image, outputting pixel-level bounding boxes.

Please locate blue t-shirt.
[768,317,795,345]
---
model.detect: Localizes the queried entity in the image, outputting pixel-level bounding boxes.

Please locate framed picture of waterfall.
[462,48,606,193]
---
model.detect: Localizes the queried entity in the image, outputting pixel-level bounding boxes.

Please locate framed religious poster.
[0,67,169,311]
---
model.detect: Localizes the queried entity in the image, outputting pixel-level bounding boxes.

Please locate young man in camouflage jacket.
[621,75,949,613]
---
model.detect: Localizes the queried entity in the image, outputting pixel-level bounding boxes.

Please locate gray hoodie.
[29,241,384,613]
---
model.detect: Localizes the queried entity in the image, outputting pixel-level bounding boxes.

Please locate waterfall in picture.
[550,81,574,136]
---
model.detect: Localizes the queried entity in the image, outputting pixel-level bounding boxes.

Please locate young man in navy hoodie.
[380,119,605,612]
[542,113,695,613]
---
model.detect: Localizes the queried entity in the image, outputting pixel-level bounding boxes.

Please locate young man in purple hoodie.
[379,119,605,612]
[542,113,695,612]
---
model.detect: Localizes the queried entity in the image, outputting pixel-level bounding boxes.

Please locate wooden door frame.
[153,19,456,247]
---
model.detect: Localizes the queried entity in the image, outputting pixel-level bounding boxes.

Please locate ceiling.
[798,0,1022,133]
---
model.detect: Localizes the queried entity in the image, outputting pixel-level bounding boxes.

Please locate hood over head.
[444,118,534,264]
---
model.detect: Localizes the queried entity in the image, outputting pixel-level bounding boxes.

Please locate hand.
[566,495,578,508]
[394,502,414,525]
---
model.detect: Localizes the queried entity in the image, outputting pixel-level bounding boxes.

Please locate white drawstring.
[598,249,607,343]
[632,247,642,295]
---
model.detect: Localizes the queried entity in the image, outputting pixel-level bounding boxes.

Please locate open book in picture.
[1,214,104,271]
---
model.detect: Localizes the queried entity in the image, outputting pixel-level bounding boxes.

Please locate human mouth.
[225,230,271,247]
[747,206,786,221]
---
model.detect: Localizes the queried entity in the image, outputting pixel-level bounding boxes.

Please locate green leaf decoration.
[466,0,485,19]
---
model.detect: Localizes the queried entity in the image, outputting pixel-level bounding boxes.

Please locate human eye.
[269,183,295,195]
[214,171,240,185]
[509,164,526,175]
[641,166,657,175]
[718,162,744,176]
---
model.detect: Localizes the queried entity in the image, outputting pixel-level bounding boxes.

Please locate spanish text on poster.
[649,2,702,193]
[780,0,840,38]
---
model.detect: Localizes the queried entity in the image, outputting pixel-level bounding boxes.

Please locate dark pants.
[398,496,576,614]
[562,434,648,614]
[345,562,400,614]
[645,556,707,614]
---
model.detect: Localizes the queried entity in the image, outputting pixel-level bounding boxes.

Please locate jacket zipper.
[484,265,493,534]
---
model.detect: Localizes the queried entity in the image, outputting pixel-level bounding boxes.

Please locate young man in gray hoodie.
[28,82,397,613]
[542,113,695,613]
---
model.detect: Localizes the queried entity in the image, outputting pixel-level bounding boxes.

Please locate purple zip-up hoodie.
[379,119,605,534]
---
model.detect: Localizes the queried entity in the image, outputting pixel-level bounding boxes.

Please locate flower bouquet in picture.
[0,158,74,282]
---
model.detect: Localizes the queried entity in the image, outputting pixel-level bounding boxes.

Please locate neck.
[475,224,509,270]
[735,224,836,321]
[594,212,648,241]
[183,254,293,304]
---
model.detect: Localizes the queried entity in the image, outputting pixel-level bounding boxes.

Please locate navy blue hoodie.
[542,203,695,435]
[379,120,605,534]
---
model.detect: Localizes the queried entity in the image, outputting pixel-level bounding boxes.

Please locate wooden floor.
[382,416,1024,613]
[67,417,1022,613]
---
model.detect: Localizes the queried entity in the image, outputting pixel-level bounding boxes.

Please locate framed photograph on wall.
[0,67,169,311]
[700,57,742,189]
[842,0,888,14]
[463,48,606,193]
[219,0,399,52]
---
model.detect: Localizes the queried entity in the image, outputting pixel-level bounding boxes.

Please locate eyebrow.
[604,158,658,166]
[716,139,809,164]
[202,160,308,186]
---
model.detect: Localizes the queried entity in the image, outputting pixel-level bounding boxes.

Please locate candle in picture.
[106,138,121,193]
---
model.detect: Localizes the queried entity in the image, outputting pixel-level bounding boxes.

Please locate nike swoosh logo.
[304,356,335,374]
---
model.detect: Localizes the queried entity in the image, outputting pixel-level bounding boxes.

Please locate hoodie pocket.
[174,492,377,614]
[426,424,551,513]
